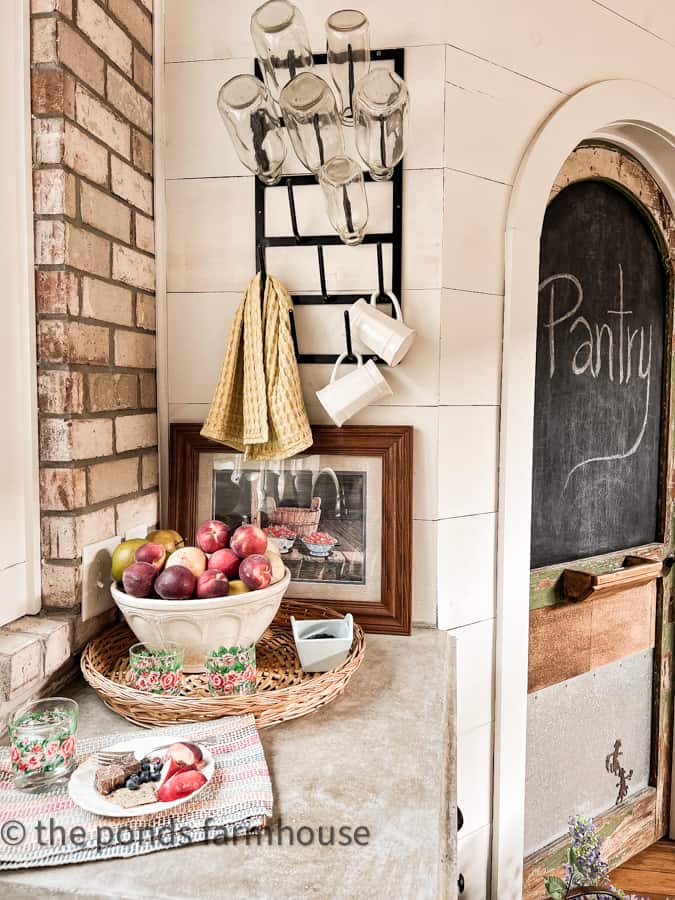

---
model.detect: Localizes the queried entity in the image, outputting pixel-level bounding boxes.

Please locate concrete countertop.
[0,629,457,900]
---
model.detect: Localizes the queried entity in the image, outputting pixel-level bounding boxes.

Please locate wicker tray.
[81,599,366,729]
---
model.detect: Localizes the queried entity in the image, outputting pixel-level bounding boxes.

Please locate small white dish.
[291,614,353,672]
[68,735,215,818]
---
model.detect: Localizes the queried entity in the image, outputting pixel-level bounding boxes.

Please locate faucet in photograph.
[312,467,346,518]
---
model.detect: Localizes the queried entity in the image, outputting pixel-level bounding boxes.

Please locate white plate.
[68,736,215,818]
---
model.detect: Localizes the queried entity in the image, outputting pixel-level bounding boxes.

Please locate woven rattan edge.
[80,599,366,729]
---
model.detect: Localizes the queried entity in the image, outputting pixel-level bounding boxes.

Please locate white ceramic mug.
[316,353,393,427]
[349,291,416,367]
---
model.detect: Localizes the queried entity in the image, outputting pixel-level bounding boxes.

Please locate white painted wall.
[0,0,40,625]
[158,1,675,896]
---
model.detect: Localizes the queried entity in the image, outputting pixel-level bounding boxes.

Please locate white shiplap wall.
[160,1,675,895]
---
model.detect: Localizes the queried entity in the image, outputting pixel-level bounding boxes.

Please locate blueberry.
[141,761,150,771]
[150,770,161,781]
[139,771,150,784]
[126,776,140,790]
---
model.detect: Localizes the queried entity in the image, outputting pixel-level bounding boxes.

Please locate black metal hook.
[376,242,385,300]
[317,245,328,301]
[289,309,300,358]
[257,243,267,308]
[286,179,301,242]
[343,309,355,361]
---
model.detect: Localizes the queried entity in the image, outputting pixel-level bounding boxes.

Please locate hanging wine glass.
[217,74,286,184]
[319,155,369,245]
[353,67,409,181]
[250,0,314,108]
[280,72,345,175]
[325,9,371,126]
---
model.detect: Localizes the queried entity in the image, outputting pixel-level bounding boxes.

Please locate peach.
[165,546,206,578]
[196,519,231,554]
[230,524,267,558]
[155,565,195,600]
[134,542,166,571]
[166,742,204,768]
[264,547,286,584]
[196,570,230,598]
[156,769,206,802]
[208,548,240,580]
[239,554,272,590]
[122,561,157,598]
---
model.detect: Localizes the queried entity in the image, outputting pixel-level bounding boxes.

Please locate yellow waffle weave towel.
[201,273,313,460]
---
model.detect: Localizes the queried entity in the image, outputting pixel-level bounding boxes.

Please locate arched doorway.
[493,81,675,900]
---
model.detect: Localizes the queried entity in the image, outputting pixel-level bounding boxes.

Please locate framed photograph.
[168,424,413,634]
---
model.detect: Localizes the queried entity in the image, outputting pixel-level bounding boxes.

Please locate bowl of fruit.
[263,525,297,554]
[110,521,290,671]
[301,531,338,558]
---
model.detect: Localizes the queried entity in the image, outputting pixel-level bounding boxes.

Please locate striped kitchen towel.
[0,715,272,869]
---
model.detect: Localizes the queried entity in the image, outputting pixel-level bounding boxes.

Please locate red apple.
[122,561,157,597]
[208,548,240,580]
[156,769,207,802]
[134,542,166,571]
[196,570,230,598]
[196,519,231,554]
[158,756,194,789]
[239,554,272,590]
[155,565,195,600]
[230,524,267,558]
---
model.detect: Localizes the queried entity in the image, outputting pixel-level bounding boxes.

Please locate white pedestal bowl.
[111,569,290,672]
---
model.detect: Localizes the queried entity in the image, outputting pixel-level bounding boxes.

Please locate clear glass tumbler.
[128,642,184,695]
[280,72,345,175]
[9,697,79,792]
[250,0,314,107]
[326,9,371,126]
[354,67,409,181]
[217,74,286,185]
[319,155,369,245]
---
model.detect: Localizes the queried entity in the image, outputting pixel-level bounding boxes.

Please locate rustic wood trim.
[168,423,413,635]
[562,556,663,602]
[522,787,658,900]
[528,583,656,693]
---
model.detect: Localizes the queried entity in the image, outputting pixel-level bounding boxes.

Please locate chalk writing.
[539,264,653,490]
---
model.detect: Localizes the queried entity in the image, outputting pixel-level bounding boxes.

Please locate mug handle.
[370,290,403,321]
[330,352,364,384]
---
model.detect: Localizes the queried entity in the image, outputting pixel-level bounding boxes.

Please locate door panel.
[523,144,675,897]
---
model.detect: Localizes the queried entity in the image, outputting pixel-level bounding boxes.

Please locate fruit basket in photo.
[81,599,366,729]
[266,496,322,536]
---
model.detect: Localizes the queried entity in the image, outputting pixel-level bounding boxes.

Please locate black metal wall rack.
[254,47,405,365]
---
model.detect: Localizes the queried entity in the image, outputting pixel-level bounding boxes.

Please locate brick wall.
[0,0,157,720]
[32,0,157,610]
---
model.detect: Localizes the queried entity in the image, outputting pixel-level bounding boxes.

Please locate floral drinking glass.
[128,642,184,695]
[9,697,79,792]
[206,645,257,696]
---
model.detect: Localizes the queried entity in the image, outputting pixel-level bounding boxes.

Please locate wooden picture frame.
[168,423,413,635]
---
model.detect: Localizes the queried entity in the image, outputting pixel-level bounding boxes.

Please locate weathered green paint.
[530,545,663,611]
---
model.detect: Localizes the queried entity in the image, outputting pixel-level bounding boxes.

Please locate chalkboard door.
[531,178,666,567]
[523,145,675,896]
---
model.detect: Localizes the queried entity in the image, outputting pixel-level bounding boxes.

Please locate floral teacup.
[206,644,257,696]
[9,697,79,792]
[128,642,184,695]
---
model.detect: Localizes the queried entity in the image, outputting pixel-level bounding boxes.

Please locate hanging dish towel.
[201,273,312,460]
